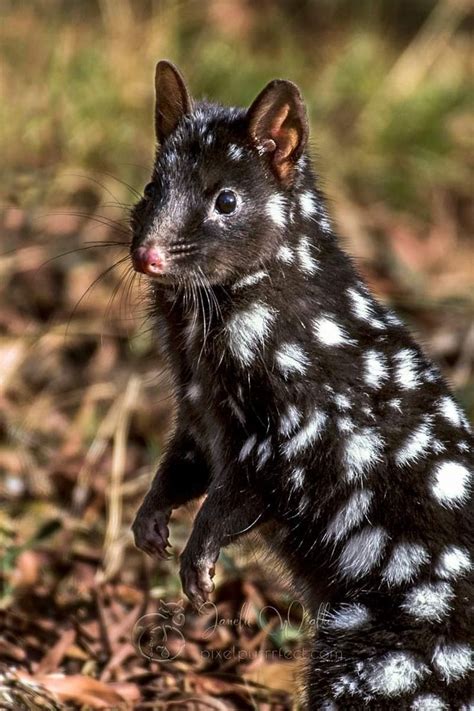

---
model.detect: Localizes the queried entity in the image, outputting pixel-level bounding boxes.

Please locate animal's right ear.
[154,60,192,144]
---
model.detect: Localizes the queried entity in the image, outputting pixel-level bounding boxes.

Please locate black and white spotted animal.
[130,61,473,709]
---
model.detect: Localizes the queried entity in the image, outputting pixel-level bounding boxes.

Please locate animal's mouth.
[130,245,207,286]
[131,243,233,288]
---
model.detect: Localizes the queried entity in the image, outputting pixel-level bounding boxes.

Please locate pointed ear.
[247,79,308,183]
[154,60,192,144]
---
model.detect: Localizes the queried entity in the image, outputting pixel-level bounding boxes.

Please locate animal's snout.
[132,245,166,277]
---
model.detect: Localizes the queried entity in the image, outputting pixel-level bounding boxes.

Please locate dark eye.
[215,189,237,215]
[143,182,157,201]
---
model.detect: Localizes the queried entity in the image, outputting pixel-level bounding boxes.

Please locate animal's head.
[130,60,310,286]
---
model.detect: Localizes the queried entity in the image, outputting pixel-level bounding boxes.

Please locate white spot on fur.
[402,582,454,622]
[227,143,244,160]
[324,489,374,544]
[385,310,403,327]
[332,674,360,697]
[347,288,386,329]
[362,405,374,420]
[275,342,310,378]
[327,603,371,630]
[338,526,388,579]
[363,350,389,389]
[297,155,308,171]
[411,695,448,710]
[290,467,305,490]
[232,270,269,291]
[226,302,277,366]
[276,244,294,264]
[319,216,332,233]
[344,427,384,482]
[186,382,201,402]
[282,409,327,459]
[388,398,403,413]
[338,416,355,433]
[393,349,421,389]
[266,194,287,228]
[432,439,447,454]
[431,460,471,507]
[296,236,319,274]
[279,404,302,437]
[382,542,429,586]
[395,420,432,466]
[365,652,429,697]
[435,545,471,579]
[457,441,469,453]
[239,434,257,461]
[438,395,466,428]
[313,316,353,347]
[256,437,272,470]
[424,366,440,383]
[432,643,472,683]
[334,393,351,411]
[299,190,318,217]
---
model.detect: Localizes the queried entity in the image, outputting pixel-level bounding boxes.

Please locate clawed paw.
[179,551,216,608]
[132,507,171,560]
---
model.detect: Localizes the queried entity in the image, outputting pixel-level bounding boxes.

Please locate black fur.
[130,62,473,710]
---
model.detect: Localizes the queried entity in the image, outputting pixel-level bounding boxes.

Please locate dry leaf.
[31,673,139,709]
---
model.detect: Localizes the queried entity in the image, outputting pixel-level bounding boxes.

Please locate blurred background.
[0,1,473,708]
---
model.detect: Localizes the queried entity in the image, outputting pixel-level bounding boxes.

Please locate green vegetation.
[1,0,472,217]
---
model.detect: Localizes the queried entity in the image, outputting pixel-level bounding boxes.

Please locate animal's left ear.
[247,79,308,184]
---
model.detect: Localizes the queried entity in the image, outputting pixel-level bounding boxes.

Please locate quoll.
[130,61,473,709]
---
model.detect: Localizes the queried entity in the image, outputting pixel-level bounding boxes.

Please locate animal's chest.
[160,310,251,474]
[186,370,246,477]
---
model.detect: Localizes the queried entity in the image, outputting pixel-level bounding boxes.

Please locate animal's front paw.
[132,505,171,560]
[179,548,216,608]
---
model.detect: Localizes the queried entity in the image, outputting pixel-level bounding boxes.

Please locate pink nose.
[132,246,166,276]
